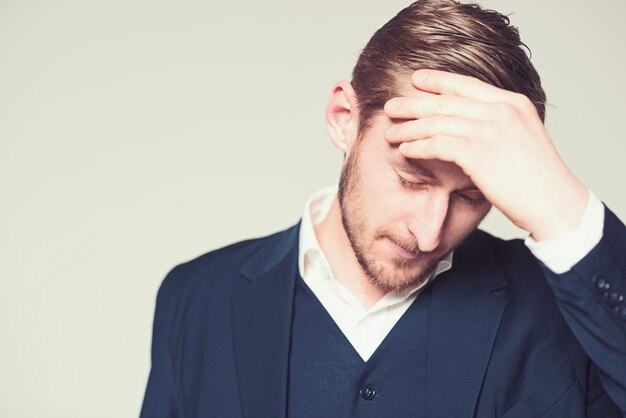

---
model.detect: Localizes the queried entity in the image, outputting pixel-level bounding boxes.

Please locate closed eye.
[397,173,428,190]
[396,169,487,206]
[455,192,486,206]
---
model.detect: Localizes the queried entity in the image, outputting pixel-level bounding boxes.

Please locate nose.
[407,192,449,253]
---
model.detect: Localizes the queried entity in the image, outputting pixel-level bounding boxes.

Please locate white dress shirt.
[298,186,604,361]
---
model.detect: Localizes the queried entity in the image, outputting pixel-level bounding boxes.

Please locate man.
[140,0,626,417]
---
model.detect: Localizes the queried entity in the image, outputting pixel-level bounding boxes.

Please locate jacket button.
[607,292,624,307]
[594,276,611,293]
[360,385,376,401]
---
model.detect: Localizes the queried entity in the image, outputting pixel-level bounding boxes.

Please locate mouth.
[386,237,422,261]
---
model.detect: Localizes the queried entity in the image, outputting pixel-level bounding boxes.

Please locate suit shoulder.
[474,228,543,277]
[157,224,299,301]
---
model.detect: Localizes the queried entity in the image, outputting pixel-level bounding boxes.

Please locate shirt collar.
[298,185,337,278]
[298,185,453,300]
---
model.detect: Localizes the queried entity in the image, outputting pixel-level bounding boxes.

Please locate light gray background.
[1,0,624,416]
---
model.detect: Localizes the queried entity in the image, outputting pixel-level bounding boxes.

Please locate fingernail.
[386,98,401,111]
[399,142,408,151]
[414,70,429,82]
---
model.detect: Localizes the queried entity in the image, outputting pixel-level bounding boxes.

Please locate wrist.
[529,180,589,241]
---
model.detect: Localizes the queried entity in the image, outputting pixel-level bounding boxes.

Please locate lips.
[386,237,421,260]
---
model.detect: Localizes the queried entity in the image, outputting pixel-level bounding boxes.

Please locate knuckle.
[480,122,499,139]
[429,117,443,135]
[467,77,483,90]
[403,121,417,138]
[436,96,451,112]
[512,93,533,111]
[429,135,444,152]
[393,121,406,138]
[414,118,429,137]
[410,99,424,116]
[496,103,518,122]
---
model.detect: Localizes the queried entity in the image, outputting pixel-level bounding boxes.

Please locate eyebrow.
[394,155,482,192]
[394,156,438,181]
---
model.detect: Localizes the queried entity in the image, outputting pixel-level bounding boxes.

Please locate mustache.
[377,232,422,255]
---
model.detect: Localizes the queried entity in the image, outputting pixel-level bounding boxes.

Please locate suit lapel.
[425,231,509,418]
[229,224,509,418]
[230,224,300,418]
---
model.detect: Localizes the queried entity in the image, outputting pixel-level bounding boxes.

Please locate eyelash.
[397,175,486,206]
[398,175,427,190]
[457,194,486,207]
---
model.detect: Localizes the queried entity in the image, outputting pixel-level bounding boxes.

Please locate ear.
[325,81,359,154]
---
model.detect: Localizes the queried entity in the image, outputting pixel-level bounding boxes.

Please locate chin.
[365,255,439,294]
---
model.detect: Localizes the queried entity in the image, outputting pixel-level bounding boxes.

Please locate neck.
[314,197,387,309]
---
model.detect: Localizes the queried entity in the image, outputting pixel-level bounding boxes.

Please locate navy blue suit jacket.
[140,207,626,417]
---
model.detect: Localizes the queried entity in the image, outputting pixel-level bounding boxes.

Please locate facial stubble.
[337,148,442,294]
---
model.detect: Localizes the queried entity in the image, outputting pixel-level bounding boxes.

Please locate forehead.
[359,110,474,189]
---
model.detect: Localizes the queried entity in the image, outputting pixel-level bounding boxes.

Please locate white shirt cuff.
[524,190,604,274]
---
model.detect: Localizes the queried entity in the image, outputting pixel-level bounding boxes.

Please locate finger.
[398,135,470,167]
[384,94,497,122]
[385,115,484,144]
[411,69,530,109]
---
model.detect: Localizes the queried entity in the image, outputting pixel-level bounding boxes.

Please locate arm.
[140,267,184,418]
[537,205,626,414]
[383,69,626,413]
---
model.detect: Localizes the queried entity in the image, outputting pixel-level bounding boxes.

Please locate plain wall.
[1,0,624,416]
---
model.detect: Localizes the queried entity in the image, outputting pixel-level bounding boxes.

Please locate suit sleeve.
[140,267,184,418]
[539,206,626,415]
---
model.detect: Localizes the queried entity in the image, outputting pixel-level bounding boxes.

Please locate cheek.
[366,177,412,222]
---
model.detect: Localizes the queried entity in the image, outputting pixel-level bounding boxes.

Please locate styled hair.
[351,0,546,136]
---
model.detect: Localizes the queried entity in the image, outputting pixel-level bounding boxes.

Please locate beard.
[337,147,445,294]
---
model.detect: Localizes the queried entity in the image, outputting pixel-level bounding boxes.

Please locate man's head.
[352,0,547,137]
[325,0,547,293]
